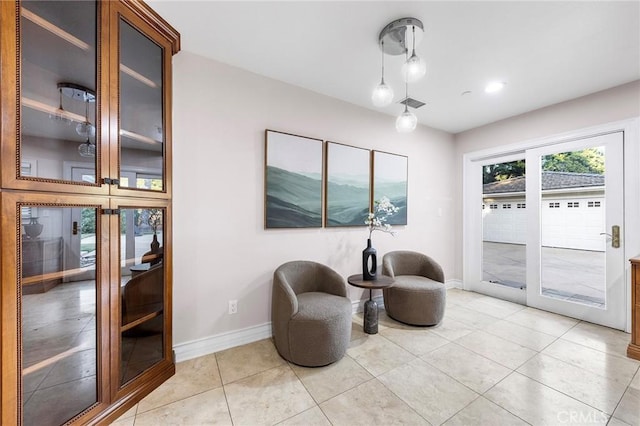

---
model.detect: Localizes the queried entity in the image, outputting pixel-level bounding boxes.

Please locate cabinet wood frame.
[0,1,179,424]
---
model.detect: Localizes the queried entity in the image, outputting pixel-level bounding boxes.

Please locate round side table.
[347,274,394,334]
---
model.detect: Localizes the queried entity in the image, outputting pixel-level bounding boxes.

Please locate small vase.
[24,217,43,239]
[150,233,160,252]
[362,238,377,281]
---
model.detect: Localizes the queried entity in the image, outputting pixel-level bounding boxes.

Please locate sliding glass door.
[526,132,625,329]
[465,131,626,330]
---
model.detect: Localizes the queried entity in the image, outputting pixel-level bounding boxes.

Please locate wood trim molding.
[628,344,640,361]
[121,1,180,54]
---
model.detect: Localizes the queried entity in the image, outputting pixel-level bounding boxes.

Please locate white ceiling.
[148,1,640,134]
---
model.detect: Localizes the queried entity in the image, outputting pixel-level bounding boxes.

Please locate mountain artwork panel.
[373,151,408,225]
[265,130,323,228]
[325,142,371,227]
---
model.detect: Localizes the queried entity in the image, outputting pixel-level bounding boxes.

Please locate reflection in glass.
[120,208,164,385]
[20,1,98,182]
[119,19,164,191]
[482,159,527,289]
[540,147,606,307]
[21,206,97,426]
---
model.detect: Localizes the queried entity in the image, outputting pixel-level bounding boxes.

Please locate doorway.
[463,120,639,331]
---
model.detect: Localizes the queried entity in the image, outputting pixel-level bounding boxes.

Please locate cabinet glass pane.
[120,208,165,385]
[119,19,164,192]
[21,206,98,425]
[20,1,98,183]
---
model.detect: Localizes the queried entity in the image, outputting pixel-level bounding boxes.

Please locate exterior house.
[483,171,605,251]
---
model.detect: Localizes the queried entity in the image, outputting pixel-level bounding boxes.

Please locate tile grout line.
[215,352,236,426]
[507,369,614,418]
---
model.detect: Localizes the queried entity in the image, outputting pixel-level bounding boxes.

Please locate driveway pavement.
[482,241,605,307]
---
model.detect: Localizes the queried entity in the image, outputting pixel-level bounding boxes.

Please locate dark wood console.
[628,256,640,360]
[21,237,63,294]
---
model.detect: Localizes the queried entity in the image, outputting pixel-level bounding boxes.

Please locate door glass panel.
[482,159,526,289]
[21,206,98,425]
[20,1,98,182]
[120,208,165,385]
[540,147,606,307]
[119,19,164,192]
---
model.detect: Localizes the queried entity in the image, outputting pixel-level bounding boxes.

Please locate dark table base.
[364,299,379,334]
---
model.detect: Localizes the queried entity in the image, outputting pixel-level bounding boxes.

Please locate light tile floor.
[112,288,640,426]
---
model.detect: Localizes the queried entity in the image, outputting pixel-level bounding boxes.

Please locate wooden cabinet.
[629,257,640,360]
[0,1,179,424]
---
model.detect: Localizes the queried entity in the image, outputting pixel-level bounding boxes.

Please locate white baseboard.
[173,322,272,363]
[175,281,462,363]
[446,279,463,289]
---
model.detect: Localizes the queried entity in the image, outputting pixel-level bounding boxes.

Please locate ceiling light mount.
[378,17,424,55]
[57,82,96,103]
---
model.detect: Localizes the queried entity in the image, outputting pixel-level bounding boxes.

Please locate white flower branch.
[364,196,400,240]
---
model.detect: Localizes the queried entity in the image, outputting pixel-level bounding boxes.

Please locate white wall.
[454,80,640,279]
[171,52,456,346]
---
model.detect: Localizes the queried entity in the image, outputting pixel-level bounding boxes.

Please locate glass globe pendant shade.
[402,53,427,83]
[75,121,96,138]
[371,79,394,107]
[78,139,96,157]
[395,107,417,133]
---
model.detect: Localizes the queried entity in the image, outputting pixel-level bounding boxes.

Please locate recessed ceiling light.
[485,81,506,93]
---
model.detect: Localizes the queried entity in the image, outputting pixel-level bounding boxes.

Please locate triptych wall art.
[265,129,408,229]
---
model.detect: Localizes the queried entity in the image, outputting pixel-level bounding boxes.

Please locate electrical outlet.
[228,300,238,314]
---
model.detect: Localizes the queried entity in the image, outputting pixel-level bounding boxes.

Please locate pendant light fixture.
[396,52,418,133]
[76,96,96,139]
[401,25,427,83]
[77,137,96,158]
[372,17,426,133]
[371,40,394,107]
[48,86,71,124]
[52,83,96,157]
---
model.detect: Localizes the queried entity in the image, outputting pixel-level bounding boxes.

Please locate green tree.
[81,208,96,233]
[483,160,525,184]
[542,148,604,174]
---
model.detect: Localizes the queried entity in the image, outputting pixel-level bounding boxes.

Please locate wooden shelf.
[121,307,163,332]
[22,96,161,145]
[21,265,95,286]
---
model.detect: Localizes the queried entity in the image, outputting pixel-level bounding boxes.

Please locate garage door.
[541,197,605,251]
[483,197,604,251]
[482,200,526,244]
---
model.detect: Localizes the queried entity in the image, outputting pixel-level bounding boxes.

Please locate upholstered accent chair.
[272,261,352,367]
[121,263,164,335]
[382,251,446,326]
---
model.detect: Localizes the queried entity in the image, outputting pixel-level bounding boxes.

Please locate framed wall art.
[373,150,408,225]
[264,130,323,228]
[325,142,371,227]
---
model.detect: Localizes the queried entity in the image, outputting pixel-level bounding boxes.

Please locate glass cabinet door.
[117,17,166,193]
[117,206,167,386]
[3,195,111,426]
[19,0,101,186]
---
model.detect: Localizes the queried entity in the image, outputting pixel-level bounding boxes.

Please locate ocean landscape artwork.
[373,151,408,225]
[265,130,323,228]
[325,142,370,226]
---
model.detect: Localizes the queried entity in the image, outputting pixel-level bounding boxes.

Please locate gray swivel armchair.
[382,251,446,326]
[272,261,352,367]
